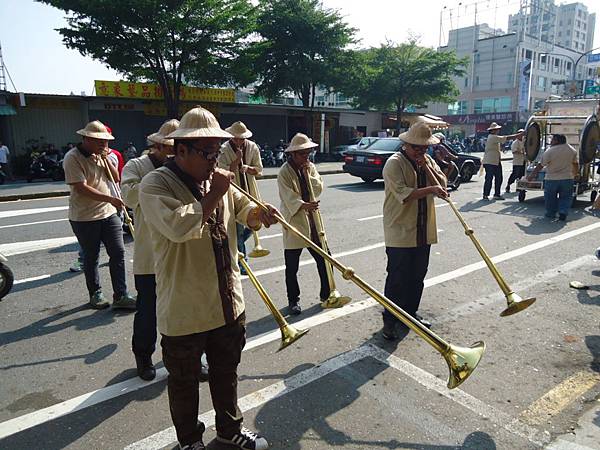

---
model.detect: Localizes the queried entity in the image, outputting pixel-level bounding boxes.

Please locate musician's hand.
[108,197,124,210]
[429,185,448,199]
[100,148,109,159]
[211,168,234,197]
[239,164,248,174]
[234,148,243,163]
[300,201,319,211]
[257,203,279,228]
[414,155,426,167]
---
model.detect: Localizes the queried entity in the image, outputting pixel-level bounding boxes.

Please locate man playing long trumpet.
[218,121,263,274]
[121,119,181,381]
[381,122,448,340]
[63,121,136,310]
[278,133,349,315]
[139,107,276,450]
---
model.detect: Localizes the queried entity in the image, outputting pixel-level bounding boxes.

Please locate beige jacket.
[482,134,507,165]
[382,152,447,248]
[121,154,157,275]
[218,140,263,190]
[277,162,323,249]
[139,166,258,336]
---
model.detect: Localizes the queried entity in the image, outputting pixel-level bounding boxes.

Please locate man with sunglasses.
[278,133,349,315]
[139,107,277,450]
[381,122,448,340]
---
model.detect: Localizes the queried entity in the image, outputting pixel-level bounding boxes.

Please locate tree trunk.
[396,101,405,135]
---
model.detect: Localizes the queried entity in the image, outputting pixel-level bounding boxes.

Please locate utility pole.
[0,42,7,91]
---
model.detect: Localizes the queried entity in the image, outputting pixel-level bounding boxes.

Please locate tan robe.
[277,161,323,249]
[120,154,156,275]
[217,140,263,192]
[139,166,259,336]
[382,152,447,248]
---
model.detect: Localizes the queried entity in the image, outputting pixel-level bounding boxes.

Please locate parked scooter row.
[260,140,287,167]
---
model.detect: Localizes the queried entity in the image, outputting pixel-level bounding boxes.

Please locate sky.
[1,0,599,95]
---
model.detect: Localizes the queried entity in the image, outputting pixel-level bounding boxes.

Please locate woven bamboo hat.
[399,122,439,146]
[148,119,180,146]
[76,121,114,140]
[487,122,502,131]
[167,107,232,140]
[225,121,253,139]
[285,133,318,153]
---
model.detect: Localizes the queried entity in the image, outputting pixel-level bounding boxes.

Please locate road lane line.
[0,206,68,219]
[366,344,550,447]
[13,274,51,285]
[1,223,598,438]
[0,237,77,256]
[0,218,69,229]
[125,346,373,450]
[519,371,600,426]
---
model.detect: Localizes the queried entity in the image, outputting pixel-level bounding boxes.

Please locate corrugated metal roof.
[0,104,16,116]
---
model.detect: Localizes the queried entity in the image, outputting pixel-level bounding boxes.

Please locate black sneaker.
[482,196,490,201]
[558,213,567,221]
[179,440,205,450]
[415,313,432,328]
[135,354,156,381]
[288,301,301,316]
[382,322,398,340]
[217,427,269,450]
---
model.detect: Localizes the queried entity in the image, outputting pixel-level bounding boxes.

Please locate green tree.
[38,0,256,118]
[249,0,356,132]
[342,41,468,132]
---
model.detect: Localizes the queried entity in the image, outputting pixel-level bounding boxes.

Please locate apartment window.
[567,30,571,35]
[447,101,468,115]
[577,20,581,28]
[540,54,547,70]
[559,20,563,26]
[575,31,580,38]
[582,33,586,41]
[474,53,481,64]
[525,49,532,60]
[568,19,572,25]
[537,76,547,91]
[558,31,562,37]
[551,83,559,95]
[464,77,469,88]
[583,23,586,30]
[577,10,581,18]
[473,97,511,114]
[554,58,560,74]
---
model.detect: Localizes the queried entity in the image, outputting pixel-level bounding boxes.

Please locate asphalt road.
[1,169,599,450]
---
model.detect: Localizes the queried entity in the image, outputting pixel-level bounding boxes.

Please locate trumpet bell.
[321,290,351,309]
[444,341,486,389]
[500,293,536,317]
[278,324,310,351]
[249,245,270,258]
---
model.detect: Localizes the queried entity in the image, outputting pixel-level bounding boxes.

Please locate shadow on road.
[329,181,385,192]
[0,343,117,371]
[585,335,600,373]
[575,284,600,306]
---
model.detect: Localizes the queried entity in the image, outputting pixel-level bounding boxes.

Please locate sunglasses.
[185,143,222,161]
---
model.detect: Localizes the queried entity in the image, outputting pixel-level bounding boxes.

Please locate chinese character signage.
[94,80,235,103]
[440,112,517,125]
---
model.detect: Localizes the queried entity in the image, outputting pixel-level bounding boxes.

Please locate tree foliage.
[38,0,255,118]
[341,41,468,131]
[249,0,356,109]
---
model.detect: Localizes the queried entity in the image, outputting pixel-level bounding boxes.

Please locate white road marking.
[0,206,68,219]
[1,223,598,439]
[0,218,69,229]
[128,344,551,450]
[0,237,77,256]
[13,274,51,285]
[546,439,599,450]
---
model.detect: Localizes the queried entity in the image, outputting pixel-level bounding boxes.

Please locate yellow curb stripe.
[519,371,600,425]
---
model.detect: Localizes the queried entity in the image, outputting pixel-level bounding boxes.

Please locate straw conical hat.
[167,106,232,140]
[225,121,253,139]
[148,119,180,145]
[487,122,502,131]
[76,121,114,140]
[285,133,318,153]
[399,122,439,146]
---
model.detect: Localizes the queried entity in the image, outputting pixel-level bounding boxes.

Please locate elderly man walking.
[217,121,263,273]
[63,121,136,310]
[139,107,277,450]
[482,122,522,200]
[527,134,578,221]
[121,119,179,381]
[505,129,526,193]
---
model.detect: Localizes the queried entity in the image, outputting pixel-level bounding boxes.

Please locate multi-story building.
[508,1,596,53]
[425,18,596,136]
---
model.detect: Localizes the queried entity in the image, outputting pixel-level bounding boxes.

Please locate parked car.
[327,137,378,162]
[343,138,482,183]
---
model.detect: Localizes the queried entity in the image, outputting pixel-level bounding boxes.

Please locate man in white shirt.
[505,129,525,193]
[0,139,10,181]
[482,123,523,200]
[528,134,578,221]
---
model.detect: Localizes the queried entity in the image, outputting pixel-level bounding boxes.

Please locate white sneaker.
[217,427,269,450]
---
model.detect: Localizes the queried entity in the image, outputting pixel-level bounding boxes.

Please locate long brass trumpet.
[423,164,535,317]
[240,169,269,258]
[101,156,135,237]
[232,181,485,389]
[304,167,351,308]
[238,254,309,350]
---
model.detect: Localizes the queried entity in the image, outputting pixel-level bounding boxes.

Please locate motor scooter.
[0,252,14,300]
[27,152,64,182]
